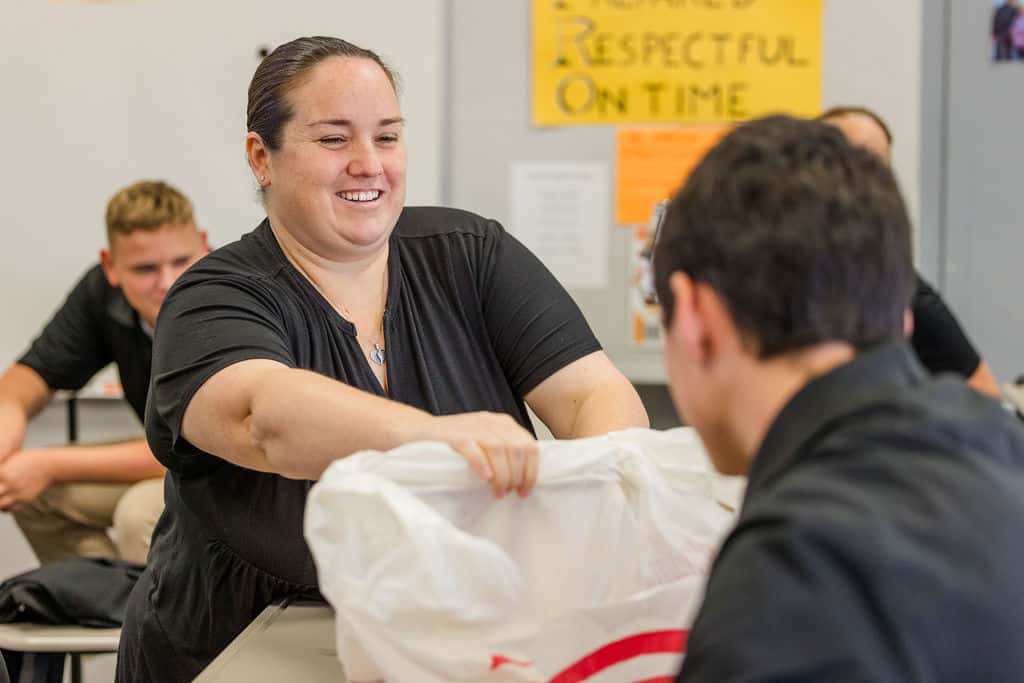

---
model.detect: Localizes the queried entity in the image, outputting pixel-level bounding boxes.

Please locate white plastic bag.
[305,428,739,683]
[605,428,746,511]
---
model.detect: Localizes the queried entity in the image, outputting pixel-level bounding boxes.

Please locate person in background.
[655,115,1024,682]
[1011,6,1024,59]
[116,36,648,682]
[818,105,1003,399]
[0,180,209,565]
[993,0,1020,61]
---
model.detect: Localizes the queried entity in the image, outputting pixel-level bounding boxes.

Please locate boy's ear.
[669,273,744,370]
[667,272,708,367]
[99,248,119,288]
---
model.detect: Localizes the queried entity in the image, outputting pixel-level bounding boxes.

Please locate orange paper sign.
[616,125,730,225]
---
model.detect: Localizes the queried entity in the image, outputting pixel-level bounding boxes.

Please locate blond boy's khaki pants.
[12,477,164,564]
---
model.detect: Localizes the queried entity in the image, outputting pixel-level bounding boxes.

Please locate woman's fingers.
[489,418,537,497]
[518,443,539,497]
[453,439,493,482]
[485,442,511,497]
[435,412,539,498]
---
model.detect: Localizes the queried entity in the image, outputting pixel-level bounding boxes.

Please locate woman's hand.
[412,412,539,498]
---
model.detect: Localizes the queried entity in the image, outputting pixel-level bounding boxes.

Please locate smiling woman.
[248,47,408,259]
[114,36,649,682]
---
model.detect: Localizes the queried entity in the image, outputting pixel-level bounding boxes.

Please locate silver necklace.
[367,308,387,366]
[348,317,386,366]
[370,341,385,366]
[279,236,388,368]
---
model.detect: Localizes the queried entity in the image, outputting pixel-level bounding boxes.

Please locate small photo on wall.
[993,1,1024,62]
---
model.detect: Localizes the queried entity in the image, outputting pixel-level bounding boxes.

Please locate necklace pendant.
[370,343,386,366]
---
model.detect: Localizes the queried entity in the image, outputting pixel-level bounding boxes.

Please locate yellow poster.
[616,125,730,225]
[532,0,822,126]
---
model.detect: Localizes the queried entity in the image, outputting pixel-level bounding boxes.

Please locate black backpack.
[0,557,143,628]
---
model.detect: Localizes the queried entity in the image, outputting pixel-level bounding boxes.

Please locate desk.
[55,380,125,445]
[195,600,346,682]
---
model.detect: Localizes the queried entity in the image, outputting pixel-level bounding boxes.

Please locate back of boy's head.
[653,114,914,358]
[105,180,194,244]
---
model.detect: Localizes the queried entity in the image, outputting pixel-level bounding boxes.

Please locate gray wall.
[448,0,925,383]
[918,1,949,285]
[1,7,444,678]
[937,1,1024,382]
[0,0,933,385]
[0,0,446,363]
[0,0,939,566]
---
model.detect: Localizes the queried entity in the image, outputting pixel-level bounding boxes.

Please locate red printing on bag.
[491,654,535,671]
[546,629,688,683]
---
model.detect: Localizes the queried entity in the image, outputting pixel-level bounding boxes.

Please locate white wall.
[822,0,923,242]
[0,0,925,370]
[0,7,445,669]
[449,0,926,383]
[0,3,928,677]
[0,0,445,362]
[0,0,929,567]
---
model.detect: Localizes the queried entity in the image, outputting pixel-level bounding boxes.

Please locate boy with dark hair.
[655,116,1024,681]
[818,105,1002,399]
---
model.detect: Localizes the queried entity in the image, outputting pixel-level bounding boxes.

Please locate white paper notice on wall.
[508,162,610,290]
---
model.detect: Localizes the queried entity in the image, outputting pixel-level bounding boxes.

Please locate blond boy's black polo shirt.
[19,265,152,422]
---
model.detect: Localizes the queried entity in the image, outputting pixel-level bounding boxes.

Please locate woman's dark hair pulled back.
[247,36,398,151]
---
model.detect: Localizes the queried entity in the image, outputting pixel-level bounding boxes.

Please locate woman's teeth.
[338,191,381,202]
